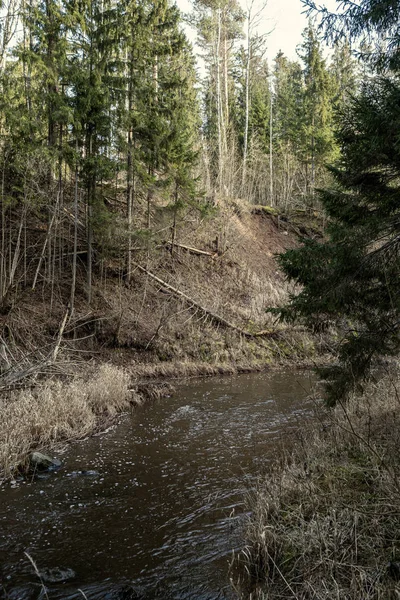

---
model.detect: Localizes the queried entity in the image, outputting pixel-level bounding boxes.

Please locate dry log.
[164,241,217,257]
[132,262,277,338]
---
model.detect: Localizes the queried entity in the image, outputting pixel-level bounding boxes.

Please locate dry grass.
[0,364,133,481]
[240,369,400,599]
[98,207,301,364]
[133,359,258,379]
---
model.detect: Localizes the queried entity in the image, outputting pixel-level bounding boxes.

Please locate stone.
[39,567,76,583]
[29,452,62,471]
[66,470,99,478]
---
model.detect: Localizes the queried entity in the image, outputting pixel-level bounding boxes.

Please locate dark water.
[0,371,316,600]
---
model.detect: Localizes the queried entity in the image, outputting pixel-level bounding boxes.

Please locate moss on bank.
[241,369,400,599]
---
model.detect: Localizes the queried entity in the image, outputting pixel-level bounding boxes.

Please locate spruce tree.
[273,52,304,156]
[273,0,400,404]
[297,22,337,193]
[303,0,400,72]
[277,76,400,404]
[330,39,359,109]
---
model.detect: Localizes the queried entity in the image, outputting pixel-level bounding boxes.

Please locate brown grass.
[0,364,133,481]
[240,369,400,599]
[132,359,262,379]
[91,207,302,366]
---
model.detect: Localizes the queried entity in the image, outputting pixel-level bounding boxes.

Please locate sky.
[177,0,339,66]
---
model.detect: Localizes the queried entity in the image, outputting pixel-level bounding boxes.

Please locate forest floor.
[0,200,330,480]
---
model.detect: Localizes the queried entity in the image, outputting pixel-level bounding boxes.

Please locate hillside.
[0,202,323,387]
[0,200,328,480]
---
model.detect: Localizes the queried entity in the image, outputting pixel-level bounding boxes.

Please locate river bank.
[241,367,400,599]
[0,370,316,600]
[0,205,329,482]
[0,355,326,483]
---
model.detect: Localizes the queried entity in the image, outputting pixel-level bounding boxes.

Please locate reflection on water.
[0,370,316,599]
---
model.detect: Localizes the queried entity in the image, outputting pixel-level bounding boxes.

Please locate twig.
[24,552,49,600]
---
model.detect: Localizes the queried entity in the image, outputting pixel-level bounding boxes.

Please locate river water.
[0,370,316,600]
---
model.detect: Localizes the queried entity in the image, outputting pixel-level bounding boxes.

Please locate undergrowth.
[240,369,400,599]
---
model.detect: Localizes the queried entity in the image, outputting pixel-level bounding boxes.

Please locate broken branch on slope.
[131,262,279,339]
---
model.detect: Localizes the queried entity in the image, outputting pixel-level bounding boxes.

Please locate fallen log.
[132,262,279,339]
[163,241,217,257]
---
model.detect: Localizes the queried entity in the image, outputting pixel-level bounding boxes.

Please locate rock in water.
[29,452,62,471]
[39,567,76,583]
[66,470,99,478]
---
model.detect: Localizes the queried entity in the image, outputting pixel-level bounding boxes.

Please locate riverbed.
[0,370,316,600]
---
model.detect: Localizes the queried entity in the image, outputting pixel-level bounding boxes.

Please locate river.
[0,370,316,600]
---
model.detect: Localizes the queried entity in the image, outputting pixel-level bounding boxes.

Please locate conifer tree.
[273,52,304,155]
[0,0,200,309]
[275,2,400,402]
[330,39,358,109]
[274,0,400,403]
[304,0,400,72]
[297,22,337,193]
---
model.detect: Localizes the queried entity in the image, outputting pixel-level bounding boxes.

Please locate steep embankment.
[0,202,325,480]
[91,206,310,367]
[1,203,323,377]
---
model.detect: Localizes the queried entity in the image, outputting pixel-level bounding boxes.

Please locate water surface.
[0,370,316,599]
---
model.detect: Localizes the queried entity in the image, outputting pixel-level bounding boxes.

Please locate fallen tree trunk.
[132,262,279,339]
[163,241,217,258]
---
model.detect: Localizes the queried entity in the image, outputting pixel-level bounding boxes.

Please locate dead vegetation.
[0,364,135,481]
[239,368,400,599]
[0,206,319,390]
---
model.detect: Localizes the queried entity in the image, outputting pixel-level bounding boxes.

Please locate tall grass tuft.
[0,364,132,480]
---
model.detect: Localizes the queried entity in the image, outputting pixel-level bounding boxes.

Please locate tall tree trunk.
[311,113,315,193]
[269,89,273,204]
[58,112,64,278]
[223,32,229,126]
[70,142,79,314]
[45,0,57,152]
[242,15,251,191]
[0,155,6,300]
[126,50,134,285]
[171,180,178,253]
[86,121,94,304]
[216,8,223,193]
